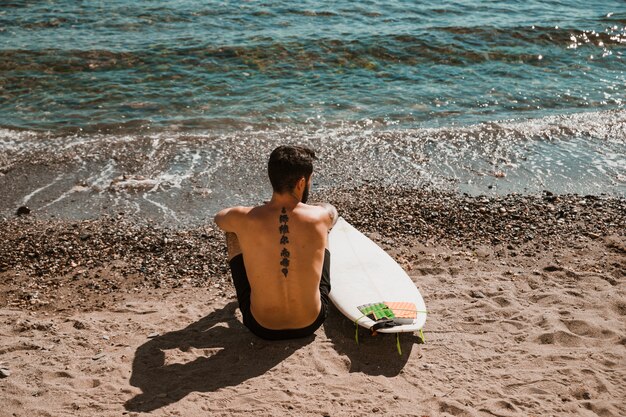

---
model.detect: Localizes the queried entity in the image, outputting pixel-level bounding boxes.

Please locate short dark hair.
[268,145,316,193]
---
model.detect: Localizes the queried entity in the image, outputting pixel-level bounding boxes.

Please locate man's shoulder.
[220,205,254,217]
[302,203,338,227]
[214,205,253,232]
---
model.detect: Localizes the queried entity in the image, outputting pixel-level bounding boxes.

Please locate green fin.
[396,333,402,355]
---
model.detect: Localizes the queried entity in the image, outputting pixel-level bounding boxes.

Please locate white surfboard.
[328,217,427,333]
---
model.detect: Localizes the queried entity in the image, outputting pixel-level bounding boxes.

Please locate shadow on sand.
[323,304,423,376]
[125,301,314,412]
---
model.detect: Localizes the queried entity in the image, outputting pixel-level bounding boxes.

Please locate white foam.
[89,160,118,192]
[142,192,180,222]
[1,109,624,224]
[21,173,64,205]
[39,186,82,210]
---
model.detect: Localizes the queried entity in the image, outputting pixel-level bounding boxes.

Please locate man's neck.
[268,192,302,210]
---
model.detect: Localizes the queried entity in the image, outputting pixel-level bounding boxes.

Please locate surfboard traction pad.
[355,302,427,355]
[357,301,418,325]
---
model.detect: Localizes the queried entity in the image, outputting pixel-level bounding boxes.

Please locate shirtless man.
[214,145,338,340]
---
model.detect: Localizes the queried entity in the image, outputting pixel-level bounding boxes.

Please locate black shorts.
[228,249,331,340]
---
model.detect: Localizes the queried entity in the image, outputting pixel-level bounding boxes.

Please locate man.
[214,145,338,340]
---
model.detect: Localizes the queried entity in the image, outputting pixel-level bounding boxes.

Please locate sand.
[1,189,625,416]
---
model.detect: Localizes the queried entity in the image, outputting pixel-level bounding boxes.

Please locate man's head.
[268,145,316,201]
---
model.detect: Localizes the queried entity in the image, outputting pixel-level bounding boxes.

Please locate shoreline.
[2,109,625,224]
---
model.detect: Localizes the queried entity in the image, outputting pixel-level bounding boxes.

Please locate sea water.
[1,1,624,224]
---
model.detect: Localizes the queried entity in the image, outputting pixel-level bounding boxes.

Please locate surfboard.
[328,217,427,334]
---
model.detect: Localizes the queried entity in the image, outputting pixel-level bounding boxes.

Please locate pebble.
[147,332,159,338]
[16,206,31,216]
[73,321,87,330]
[543,265,563,272]
[0,367,11,378]
[92,353,106,360]
[470,290,486,299]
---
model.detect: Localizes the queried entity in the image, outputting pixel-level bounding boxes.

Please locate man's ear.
[296,176,306,191]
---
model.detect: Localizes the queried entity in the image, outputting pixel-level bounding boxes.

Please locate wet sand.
[1,187,625,416]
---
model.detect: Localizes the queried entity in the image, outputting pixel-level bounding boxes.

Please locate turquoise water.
[0,1,624,223]
[1,0,625,132]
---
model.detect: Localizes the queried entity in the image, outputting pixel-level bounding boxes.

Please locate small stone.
[16,206,31,216]
[543,265,563,272]
[470,290,486,299]
[0,367,11,378]
[73,321,87,330]
[92,353,106,360]
[147,332,159,339]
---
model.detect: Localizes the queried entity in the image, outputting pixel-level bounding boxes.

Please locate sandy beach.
[1,187,624,416]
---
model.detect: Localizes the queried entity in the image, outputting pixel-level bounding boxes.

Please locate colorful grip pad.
[357,301,417,324]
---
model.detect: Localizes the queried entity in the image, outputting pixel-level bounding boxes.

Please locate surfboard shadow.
[125,301,313,412]
[323,304,422,376]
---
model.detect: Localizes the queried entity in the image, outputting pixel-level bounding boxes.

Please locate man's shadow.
[323,304,423,376]
[125,301,313,412]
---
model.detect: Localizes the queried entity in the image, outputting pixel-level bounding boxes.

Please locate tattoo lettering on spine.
[279,207,290,277]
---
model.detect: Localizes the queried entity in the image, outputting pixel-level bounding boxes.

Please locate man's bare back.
[216,200,335,330]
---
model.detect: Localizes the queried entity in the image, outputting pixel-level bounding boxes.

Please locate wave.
[1,23,623,73]
[2,108,624,146]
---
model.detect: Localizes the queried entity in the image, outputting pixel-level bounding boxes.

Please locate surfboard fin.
[353,317,425,356]
[396,333,402,355]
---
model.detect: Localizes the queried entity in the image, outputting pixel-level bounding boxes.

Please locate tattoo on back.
[279,207,290,277]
